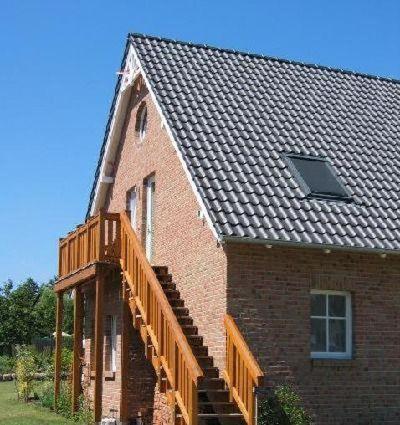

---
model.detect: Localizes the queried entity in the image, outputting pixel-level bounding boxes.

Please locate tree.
[34,281,73,336]
[0,277,74,353]
[7,278,40,346]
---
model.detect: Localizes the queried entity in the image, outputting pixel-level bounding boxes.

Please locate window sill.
[311,358,356,368]
[105,371,116,381]
[89,371,116,380]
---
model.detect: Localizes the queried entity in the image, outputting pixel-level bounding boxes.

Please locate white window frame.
[111,315,117,372]
[310,290,352,359]
[145,176,155,262]
[129,189,137,231]
[139,105,147,141]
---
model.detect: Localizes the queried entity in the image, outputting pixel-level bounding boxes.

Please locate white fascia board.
[90,41,220,242]
[90,46,140,216]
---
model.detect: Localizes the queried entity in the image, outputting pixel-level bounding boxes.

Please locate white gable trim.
[90,42,220,242]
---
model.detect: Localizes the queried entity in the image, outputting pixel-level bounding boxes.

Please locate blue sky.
[1,0,399,285]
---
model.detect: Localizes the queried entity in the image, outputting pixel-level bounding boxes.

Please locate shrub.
[0,355,15,374]
[56,381,72,418]
[15,346,37,402]
[34,348,53,374]
[36,379,93,424]
[258,385,312,425]
[60,347,73,375]
[35,380,54,409]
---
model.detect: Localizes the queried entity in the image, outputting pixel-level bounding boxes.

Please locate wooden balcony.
[55,211,120,292]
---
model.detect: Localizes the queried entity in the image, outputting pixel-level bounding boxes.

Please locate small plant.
[36,380,54,409]
[75,393,94,424]
[15,346,37,402]
[258,384,312,425]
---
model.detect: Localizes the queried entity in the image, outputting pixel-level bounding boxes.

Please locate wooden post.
[54,291,64,411]
[119,279,131,422]
[94,269,105,422]
[72,287,84,414]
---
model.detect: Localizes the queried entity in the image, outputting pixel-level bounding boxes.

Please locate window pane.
[329,319,346,352]
[311,294,326,316]
[289,156,349,199]
[329,295,346,317]
[311,318,326,352]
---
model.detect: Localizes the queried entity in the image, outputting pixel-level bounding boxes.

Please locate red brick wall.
[82,273,173,423]
[226,242,400,424]
[104,77,227,370]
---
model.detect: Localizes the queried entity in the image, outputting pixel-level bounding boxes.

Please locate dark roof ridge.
[129,32,400,86]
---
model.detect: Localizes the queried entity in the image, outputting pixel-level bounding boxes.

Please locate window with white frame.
[138,105,147,141]
[310,290,352,359]
[105,315,117,373]
[110,315,117,372]
[128,189,137,231]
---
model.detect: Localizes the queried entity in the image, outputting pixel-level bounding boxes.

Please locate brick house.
[54,34,400,425]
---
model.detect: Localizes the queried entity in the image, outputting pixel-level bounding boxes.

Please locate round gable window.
[137,103,148,141]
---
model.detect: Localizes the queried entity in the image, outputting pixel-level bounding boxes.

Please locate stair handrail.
[223,314,264,425]
[119,211,203,425]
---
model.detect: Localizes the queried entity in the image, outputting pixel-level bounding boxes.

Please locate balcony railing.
[58,211,120,279]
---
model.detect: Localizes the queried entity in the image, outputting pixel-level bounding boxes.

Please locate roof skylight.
[287,154,351,201]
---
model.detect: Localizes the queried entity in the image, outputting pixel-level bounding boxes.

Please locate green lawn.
[0,381,73,425]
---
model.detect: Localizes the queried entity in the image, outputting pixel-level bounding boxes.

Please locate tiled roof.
[91,34,400,251]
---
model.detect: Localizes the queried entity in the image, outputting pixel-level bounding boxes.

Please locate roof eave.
[221,235,399,256]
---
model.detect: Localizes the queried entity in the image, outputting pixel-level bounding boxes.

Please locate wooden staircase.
[153,266,245,425]
[55,211,263,425]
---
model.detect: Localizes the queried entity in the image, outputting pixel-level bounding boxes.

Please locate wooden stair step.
[181,325,198,336]
[152,265,168,275]
[155,273,173,283]
[164,289,180,299]
[192,345,208,356]
[172,306,189,316]
[197,355,214,368]
[198,378,225,391]
[177,316,194,326]
[160,281,176,290]
[198,402,241,414]
[198,389,230,403]
[202,367,219,378]
[197,413,245,425]
[169,298,185,308]
[186,335,203,346]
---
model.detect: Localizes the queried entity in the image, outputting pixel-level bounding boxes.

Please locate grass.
[0,381,74,425]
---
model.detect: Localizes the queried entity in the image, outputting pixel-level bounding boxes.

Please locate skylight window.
[287,154,350,201]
